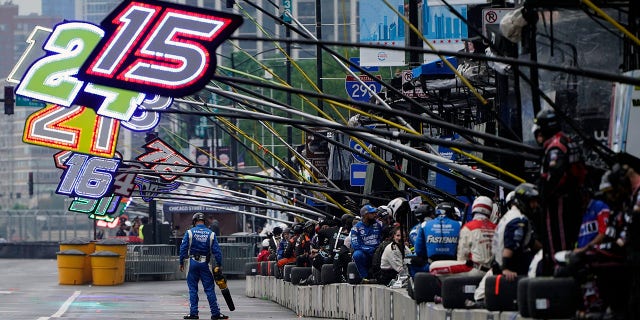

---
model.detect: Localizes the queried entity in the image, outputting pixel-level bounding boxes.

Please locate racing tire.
[346,262,361,284]
[527,277,579,319]
[267,261,277,276]
[413,272,439,303]
[259,261,269,276]
[517,277,531,317]
[283,264,295,282]
[485,275,524,311]
[441,275,483,309]
[245,262,259,276]
[320,264,336,285]
[274,264,282,279]
[290,267,312,285]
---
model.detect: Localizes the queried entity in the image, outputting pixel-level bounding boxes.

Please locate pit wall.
[245,275,536,320]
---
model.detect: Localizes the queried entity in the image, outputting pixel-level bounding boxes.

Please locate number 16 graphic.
[79,0,243,97]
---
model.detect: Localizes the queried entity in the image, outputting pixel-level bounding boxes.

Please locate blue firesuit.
[414,215,461,262]
[277,237,287,260]
[350,220,382,278]
[179,224,223,317]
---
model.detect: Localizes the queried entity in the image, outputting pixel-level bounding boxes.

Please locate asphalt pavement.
[0,259,325,320]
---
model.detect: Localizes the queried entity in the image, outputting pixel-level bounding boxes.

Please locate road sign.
[16,95,46,108]
[349,134,373,163]
[345,75,383,102]
[350,163,367,187]
[281,0,292,23]
[482,8,514,37]
[401,70,428,98]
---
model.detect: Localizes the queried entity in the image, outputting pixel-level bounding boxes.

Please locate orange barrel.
[57,249,86,285]
[59,238,94,283]
[96,238,127,284]
[90,251,120,286]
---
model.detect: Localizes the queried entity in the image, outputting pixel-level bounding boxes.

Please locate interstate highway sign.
[345,75,382,102]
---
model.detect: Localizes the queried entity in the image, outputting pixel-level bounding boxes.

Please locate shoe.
[211,314,229,319]
[183,315,199,319]
[464,299,485,309]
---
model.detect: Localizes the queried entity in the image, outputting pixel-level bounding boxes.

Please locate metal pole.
[286,28,293,161]
[408,0,421,66]
[149,199,158,244]
[315,0,323,111]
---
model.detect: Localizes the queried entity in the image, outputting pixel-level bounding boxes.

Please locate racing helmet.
[513,183,540,216]
[292,223,304,235]
[377,205,392,218]
[505,191,516,207]
[452,206,462,221]
[387,197,410,222]
[192,212,206,223]
[261,239,270,248]
[534,109,561,138]
[341,214,354,228]
[303,220,316,231]
[409,196,422,213]
[413,204,434,221]
[435,202,456,219]
[471,196,493,216]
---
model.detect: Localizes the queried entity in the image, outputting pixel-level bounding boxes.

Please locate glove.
[213,266,222,275]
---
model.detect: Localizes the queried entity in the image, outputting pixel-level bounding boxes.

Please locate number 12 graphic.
[80,0,243,97]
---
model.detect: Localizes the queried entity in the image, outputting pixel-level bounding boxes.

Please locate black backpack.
[370,239,392,281]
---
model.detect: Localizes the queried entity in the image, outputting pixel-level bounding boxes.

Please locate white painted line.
[38,290,81,320]
[0,290,13,294]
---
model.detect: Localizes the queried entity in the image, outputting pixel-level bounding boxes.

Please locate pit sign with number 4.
[345,75,382,102]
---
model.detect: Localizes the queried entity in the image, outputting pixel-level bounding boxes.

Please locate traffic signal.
[28,172,33,196]
[4,86,14,115]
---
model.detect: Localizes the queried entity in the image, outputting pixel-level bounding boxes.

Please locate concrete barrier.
[246,275,540,320]
[0,242,58,259]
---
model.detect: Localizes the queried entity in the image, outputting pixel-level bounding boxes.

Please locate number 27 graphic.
[80,0,243,96]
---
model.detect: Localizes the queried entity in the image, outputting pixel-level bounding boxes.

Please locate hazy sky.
[14,0,42,15]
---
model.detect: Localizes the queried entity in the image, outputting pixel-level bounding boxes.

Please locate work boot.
[183,315,199,319]
[211,314,229,319]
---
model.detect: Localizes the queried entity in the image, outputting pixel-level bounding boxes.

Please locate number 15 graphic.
[79,0,243,97]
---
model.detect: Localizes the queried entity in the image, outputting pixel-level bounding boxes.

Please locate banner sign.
[13,0,243,155]
[12,0,241,220]
[79,0,243,97]
[359,0,405,66]
[137,138,193,181]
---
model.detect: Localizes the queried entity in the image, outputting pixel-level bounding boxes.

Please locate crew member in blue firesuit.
[179,212,227,320]
[414,202,462,267]
[350,204,383,281]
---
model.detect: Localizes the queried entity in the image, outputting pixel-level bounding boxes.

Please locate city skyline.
[13,0,41,15]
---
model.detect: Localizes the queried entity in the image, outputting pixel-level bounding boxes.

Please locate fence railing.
[0,210,94,243]
[126,244,178,281]
[123,235,264,279]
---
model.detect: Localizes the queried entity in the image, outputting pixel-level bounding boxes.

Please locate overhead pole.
[408,0,422,67]
[316,0,323,112]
